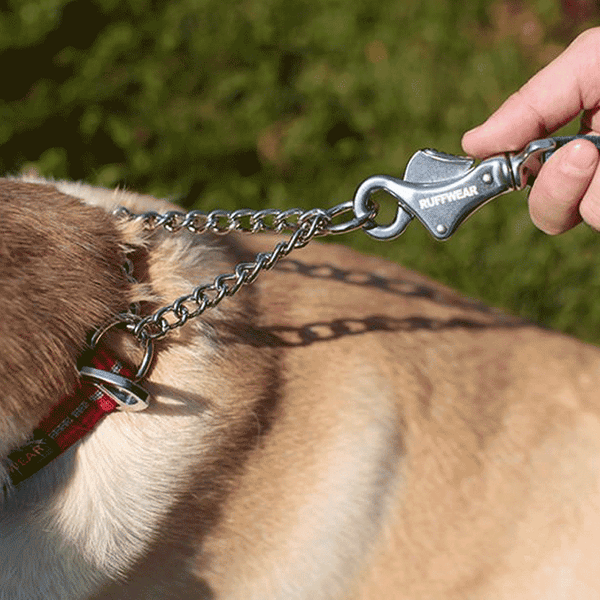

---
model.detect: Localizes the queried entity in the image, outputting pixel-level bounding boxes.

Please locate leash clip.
[353,134,600,241]
[353,151,514,240]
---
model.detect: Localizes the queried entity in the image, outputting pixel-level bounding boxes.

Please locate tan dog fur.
[2,177,600,599]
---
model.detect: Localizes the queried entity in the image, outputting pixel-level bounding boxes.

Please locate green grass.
[2,0,600,342]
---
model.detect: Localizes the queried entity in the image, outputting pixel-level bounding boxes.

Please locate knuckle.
[571,27,600,50]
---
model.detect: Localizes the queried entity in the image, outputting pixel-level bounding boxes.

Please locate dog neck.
[0,178,276,599]
[0,331,235,599]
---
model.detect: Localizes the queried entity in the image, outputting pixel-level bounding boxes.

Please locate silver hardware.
[353,153,514,241]
[353,176,413,240]
[324,200,378,235]
[508,138,556,189]
[90,316,155,381]
[404,148,476,183]
[109,135,600,349]
[79,367,150,411]
[355,134,600,241]
[128,215,331,341]
[115,201,375,237]
[114,202,377,343]
[508,134,600,189]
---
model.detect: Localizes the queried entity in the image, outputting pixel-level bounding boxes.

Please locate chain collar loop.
[113,200,377,345]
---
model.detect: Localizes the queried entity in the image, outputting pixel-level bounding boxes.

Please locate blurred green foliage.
[2,0,600,342]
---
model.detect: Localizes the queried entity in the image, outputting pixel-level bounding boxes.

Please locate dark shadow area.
[265,313,524,348]
[273,256,524,318]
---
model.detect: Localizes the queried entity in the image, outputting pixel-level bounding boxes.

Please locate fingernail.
[565,141,598,170]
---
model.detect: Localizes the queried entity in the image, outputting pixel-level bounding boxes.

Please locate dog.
[2,175,600,600]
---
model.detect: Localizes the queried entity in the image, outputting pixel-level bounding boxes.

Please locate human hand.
[462,28,600,234]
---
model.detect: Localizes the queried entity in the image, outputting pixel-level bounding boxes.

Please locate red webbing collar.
[5,348,132,486]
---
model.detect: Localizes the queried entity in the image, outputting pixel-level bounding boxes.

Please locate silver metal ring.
[325,201,378,235]
[80,367,150,411]
[90,317,155,381]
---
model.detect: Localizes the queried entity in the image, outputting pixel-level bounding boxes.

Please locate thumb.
[529,138,600,234]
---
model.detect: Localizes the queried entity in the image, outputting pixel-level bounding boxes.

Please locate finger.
[462,28,600,158]
[580,104,600,133]
[578,152,600,231]
[528,138,600,234]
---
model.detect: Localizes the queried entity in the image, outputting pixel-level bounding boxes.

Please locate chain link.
[115,201,377,342]
[114,200,371,237]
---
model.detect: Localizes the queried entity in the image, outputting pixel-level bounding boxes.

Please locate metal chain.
[115,200,377,343]
[114,200,371,237]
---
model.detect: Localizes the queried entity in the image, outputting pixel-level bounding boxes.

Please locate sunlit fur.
[2,177,600,599]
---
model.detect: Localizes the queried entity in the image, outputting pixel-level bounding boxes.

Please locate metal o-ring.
[89,317,155,381]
